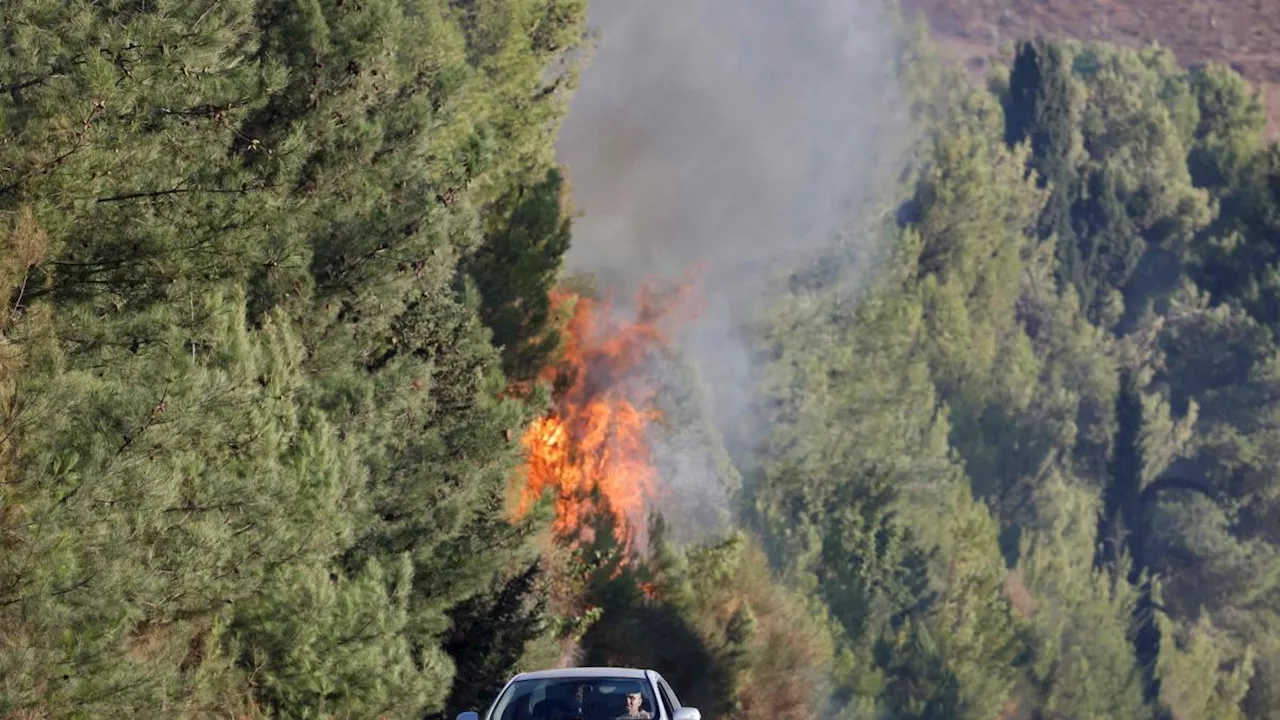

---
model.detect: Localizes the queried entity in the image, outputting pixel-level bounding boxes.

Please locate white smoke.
[554,0,914,542]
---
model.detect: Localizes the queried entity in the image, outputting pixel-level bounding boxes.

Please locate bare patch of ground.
[903,0,1280,134]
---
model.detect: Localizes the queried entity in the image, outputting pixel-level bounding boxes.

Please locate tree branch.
[1140,475,1222,506]
[95,183,270,203]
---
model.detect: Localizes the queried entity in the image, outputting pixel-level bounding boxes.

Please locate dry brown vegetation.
[903,0,1280,132]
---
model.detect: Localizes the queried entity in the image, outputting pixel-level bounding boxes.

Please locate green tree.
[1156,611,1254,720]
[1015,474,1150,719]
[1003,38,1084,273]
[580,516,840,720]
[0,0,588,715]
[465,166,575,384]
[1,297,363,714]
[1186,63,1268,190]
[1191,145,1280,335]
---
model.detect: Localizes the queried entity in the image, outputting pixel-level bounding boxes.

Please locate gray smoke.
[554,0,914,541]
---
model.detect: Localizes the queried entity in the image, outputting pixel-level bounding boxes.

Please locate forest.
[2,0,1280,719]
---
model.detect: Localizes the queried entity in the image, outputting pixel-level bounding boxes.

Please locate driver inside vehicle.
[513,678,658,720]
[617,690,652,719]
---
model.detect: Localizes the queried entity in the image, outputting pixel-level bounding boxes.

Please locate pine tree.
[1186,63,1267,190]
[465,167,574,384]
[1,296,363,714]
[434,561,550,720]
[0,0,588,715]
[1016,474,1150,719]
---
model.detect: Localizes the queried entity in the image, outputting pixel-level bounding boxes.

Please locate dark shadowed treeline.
[5,1,1280,719]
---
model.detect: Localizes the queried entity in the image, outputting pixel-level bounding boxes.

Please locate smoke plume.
[554,0,914,541]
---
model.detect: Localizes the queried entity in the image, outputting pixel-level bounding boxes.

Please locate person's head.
[625,691,644,716]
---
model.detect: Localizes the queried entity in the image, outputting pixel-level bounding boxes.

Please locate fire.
[514,278,696,552]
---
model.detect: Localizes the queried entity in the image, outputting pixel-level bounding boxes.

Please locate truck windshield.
[489,676,658,720]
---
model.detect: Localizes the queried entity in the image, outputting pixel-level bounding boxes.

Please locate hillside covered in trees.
[900,0,1280,134]
[5,1,1280,719]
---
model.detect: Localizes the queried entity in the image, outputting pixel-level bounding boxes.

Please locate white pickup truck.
[456,667,702,720]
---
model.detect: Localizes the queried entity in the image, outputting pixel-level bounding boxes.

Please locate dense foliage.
[7,1,1280,719]
[733,29,1280,720]
[0,0,585,716]
[588,20,1280,720]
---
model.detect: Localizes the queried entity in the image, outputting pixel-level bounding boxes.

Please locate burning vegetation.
[513,278,696,553]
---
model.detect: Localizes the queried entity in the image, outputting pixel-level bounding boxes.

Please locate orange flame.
[514,277,698,552]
